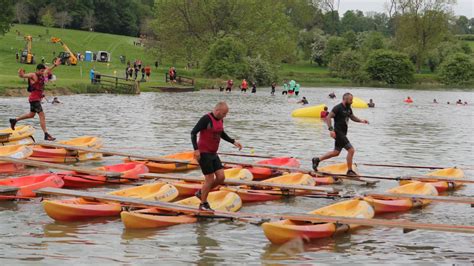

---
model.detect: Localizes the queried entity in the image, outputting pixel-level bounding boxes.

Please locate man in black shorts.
[191,102,242,211]
[311,93,368,176]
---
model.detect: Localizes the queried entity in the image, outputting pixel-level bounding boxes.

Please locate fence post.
[165,73,168,83]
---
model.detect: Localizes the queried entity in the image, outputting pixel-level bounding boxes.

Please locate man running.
[241,79,248,93]
[312,93,369,176]
[271,82,276,95]
[191,102,243,211]
[10,59,61,141]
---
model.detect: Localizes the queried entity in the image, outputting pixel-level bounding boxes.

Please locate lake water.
[0,87,473,264]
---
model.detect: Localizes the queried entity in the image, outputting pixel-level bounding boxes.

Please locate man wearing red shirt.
[10,58,61,141]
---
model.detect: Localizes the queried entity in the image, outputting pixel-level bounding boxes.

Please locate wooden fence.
[93,74,140,94]
[165,73,195,86]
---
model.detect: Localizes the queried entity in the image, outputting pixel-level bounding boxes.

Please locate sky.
[337,0,474,18]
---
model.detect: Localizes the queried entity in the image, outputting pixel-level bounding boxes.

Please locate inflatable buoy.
[352,97,368,108]
[404,99,413,103]
[291,104,327,118]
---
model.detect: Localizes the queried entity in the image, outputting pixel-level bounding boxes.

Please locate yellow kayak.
[224,168,253,181]
[352,97,368,108]
[364,182,438,213]
[121,191,242,229]
[43,182,179,221]
[0,125,35,142]
[0,144,33,173]
[262,173,315,186]
[315,163,358,184]
[291,104,327,118]
[399,167,464,193]
[262,199,374,244]
[32,136,102,158]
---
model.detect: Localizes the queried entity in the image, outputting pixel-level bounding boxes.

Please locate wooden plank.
[0,157,121,178]
[141,173,339,193]
[365,193,474,205]
[0,186,19,195]
[35,188,474,234]
[0,133,11,142]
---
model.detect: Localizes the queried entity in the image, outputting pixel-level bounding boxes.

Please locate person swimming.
[51,97,61,104]
[433,99,438,104]
[456,99,463,105]
[320,106,329,119]
[297,97,308,105]
[368,99,375,108]
[329,92,336,99]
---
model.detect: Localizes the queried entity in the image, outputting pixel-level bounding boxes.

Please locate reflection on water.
[0,87,473,263]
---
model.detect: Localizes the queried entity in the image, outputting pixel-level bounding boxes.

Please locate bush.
[438,53,474,85]
[365,50,415,84]
[311,32,327,66]
[456,34,474,41]
[241,56,277,85]
[329,50,366,82]
[203,37,248,78]
[324,36,347,63]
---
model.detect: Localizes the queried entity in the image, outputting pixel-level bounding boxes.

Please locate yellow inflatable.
[352,97,368,108]
[291,104,327,118]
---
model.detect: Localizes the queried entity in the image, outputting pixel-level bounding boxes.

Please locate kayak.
[0,136,35,146]
[291,104,327,118]
[399,167,464,193]
[0,125,35,142]
[126,151,198,173]
[31,136,102,158]
[246,157,300,180]
[352,97,368,108]
[363,182,438,213]
[42,182,179,221]
[221,173,316,203]
[28,152,102,163]
[315,163,358,185]
[170,168,253,197]
[62,162,148,188]
[0,173,64,198]
[121,191,242,229]
[0,145,34,173]
[261,199,374,244]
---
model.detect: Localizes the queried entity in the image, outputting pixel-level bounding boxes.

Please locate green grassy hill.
[0,24,169,93]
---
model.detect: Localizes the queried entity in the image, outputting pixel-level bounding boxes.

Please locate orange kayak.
[399,167,464,193]
[31,136,102,158]
[364,182,438,213]
[0,173,64,198]
[244,157,300,180]
[0,145,34,173]
[62,162,148,188]
[126,151,198,173]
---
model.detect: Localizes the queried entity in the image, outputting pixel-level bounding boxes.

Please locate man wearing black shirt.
[312,93,369,176]
[191,102,242,211]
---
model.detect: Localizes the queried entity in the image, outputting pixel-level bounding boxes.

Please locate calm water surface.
[0,87,473,264]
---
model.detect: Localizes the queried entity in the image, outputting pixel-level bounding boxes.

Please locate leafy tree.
[452,15,470,35]
[311,32,327,66]
[322,10,340,35]
[41,9,54,28]
[81,10,96,31]
[342,30,357,50]
[324,36,347,63]
[14,0,30,24]
[54,11,72,28]
[329,50,366,82]
[0,0,14,35]
[365,50,415,84]
[243,56,278,85]
[393,0,453,72]
[438,53,474,85]
[203,37,248,78]
[341,10,370,33]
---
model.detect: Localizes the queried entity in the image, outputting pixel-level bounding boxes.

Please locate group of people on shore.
[125,59,151,81]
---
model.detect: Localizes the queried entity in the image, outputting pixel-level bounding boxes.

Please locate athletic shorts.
[199,153,223,175]
[226,87,231,92]
[334,132,353,151]
[282,91,287,95]
[241,88,247,92]
[295,91,299,96]
[30,101,43,113]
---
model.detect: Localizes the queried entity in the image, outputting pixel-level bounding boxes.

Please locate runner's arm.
[191,115,211,150]
[326,112,335,130]
[350,114,368,124]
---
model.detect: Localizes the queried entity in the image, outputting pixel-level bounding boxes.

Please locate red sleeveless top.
[29,74,45,102]
[197,113,223,153]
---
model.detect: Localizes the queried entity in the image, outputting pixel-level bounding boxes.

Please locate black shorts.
[335,132,353,151]
[199,153,223,175]
[282,91,287,95]
[226,87,231,92]
[295,91,299,96]
[30,101,43,113]
[241,88,247,92]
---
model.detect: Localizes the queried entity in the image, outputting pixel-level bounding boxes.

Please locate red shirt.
[29,74,45,102]
[320,111,329,118]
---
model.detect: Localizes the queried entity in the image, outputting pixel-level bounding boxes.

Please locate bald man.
[312,93,368,176]
[191,102,243,211]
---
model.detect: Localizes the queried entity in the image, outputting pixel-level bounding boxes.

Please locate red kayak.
[0,173,64,198]
[247,157,300,180]
[62,162,148,188]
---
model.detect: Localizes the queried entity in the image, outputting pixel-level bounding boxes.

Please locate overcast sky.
[337,0,473,18]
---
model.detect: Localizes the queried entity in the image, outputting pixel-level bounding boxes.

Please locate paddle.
[35,188,474,234]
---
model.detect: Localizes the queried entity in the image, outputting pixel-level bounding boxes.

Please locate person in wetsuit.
[251,82,257,93]
[271,82,276,95]
[191,102,243,211]
[368,99,375,108]
[312,93,369,177]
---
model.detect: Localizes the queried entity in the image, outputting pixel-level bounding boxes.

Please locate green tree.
[365,50,415,84]
[311,32,327,66]
[203,37,248,78]
[341,10,370,33]
[438,53,474,85]
[41,9,54,28]
[243,56,277,85]
[324,36,347,63]
[0,0,14,35]
[393,0,453,72]
[329,50,366,82]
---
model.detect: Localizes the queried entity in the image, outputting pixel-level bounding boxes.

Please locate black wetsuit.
[331,103,353,151]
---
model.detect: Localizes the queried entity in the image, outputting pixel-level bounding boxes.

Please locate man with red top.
[191,102,243,211]
[10,58,61,141]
